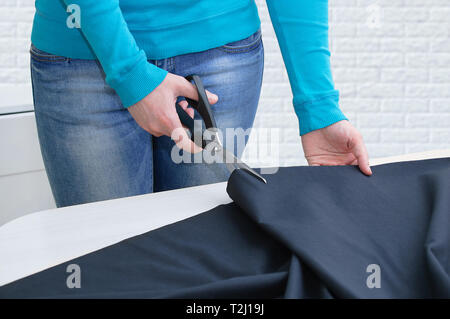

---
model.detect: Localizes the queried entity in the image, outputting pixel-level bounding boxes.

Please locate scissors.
[175,74,267,184]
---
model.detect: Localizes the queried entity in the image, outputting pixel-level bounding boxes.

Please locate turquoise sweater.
[32,0,347,135]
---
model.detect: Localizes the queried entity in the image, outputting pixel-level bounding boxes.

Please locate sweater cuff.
[293,92,348,136]
[109,58,168,108]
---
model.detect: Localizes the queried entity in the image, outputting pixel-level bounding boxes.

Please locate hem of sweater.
[111,59,169,108]
[293,92,349,136]
[31,1,261,60]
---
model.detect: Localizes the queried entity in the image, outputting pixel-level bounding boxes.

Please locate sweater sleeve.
[62,0,168,107]
[265,0,347,135]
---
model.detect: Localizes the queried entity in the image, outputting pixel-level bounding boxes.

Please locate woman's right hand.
[127,73,219,153]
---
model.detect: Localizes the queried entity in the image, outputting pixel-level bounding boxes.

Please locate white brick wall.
[0,0,449,167]
[250,0,450,166]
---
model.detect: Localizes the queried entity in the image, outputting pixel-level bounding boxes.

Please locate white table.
[1,149,449,286]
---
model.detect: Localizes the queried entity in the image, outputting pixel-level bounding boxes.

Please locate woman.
[30,0,371,207]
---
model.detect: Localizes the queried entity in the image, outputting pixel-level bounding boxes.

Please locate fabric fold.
[1,158,449,298]
[226,158,450,298]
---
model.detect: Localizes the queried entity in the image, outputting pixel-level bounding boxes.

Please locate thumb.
[171,125,203,154]
[351,137,372,176]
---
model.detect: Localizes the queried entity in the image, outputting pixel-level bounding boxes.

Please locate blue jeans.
[31,29,264,207]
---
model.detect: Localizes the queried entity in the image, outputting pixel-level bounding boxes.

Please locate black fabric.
[1,158,449,298]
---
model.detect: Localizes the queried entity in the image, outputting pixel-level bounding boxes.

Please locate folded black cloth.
[1,158,449,298]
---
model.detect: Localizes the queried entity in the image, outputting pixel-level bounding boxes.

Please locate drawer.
[0,171,55,226]
[0,112,55,225]
[0,112,45,176]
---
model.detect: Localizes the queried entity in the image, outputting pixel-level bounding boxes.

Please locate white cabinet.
[0,111,56,226]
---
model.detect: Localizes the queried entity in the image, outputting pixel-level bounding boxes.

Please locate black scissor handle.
[175,103,195,134]
[184,75,217,129]
[175,75,217,147]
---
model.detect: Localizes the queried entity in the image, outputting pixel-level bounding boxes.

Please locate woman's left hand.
[301,120,372,176]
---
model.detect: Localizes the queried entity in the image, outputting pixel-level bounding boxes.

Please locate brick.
[358,83,404,98]
[0,8,34,22]
[430,8,450,22]
[431,69,450,83]
[333,0,357,6]
[406,143,450,154]
[381,68,428,83]
[333,38,379,52]
[344,112,358,125]
[430,99,450,112]
[405,23,448,37]
[333,8,367,23]
[380,129,429,142]
[334,67,379,83]
[338,84,357,98]
[359,128,381,142]
[380,38,429,52]
[358,113,405,128]
[382,8,428,23]
[406,53,450,67]
[406,114,450,128]
[0,53,16,67]
[18,0,35,7]
[0,0,18,7]
[407,0,450,6]
[340,98,381,112]
[329,23,356,37]
[430,130,450,143]
[263,53,285,68]
[263,68,285,83]
[358,0,404,7]
[357,23,405,37]
[17,22,32,38]
[406,84,450,98]
[357,53,404,67]
[0,23,16,38]
[381,99,429,112]
[431,38,450,53]
[331,53,357,67]
[282,128,302,143]
[256,97,285,114]
[260,83,291,99]
[365,143,406,158]
[16,53,29,68]
[255,113,298,130]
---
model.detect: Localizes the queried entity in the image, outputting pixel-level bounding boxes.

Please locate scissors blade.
[212,143,267,184]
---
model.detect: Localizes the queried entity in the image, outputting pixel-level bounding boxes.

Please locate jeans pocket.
[219,28,262,53]
[30,44,69,62]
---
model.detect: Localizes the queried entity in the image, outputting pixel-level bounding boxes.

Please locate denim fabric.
[31,29,264,207]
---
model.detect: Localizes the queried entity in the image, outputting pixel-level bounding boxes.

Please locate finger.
[306,153,354,166]
[178,100,195,118]
[352,139,372,176]
[172,127,203,154]
[185,108,195,119]
[168,116,202,154]
[305,157,320,166]
[178,78,218,105]
[205,89,219,105]
[178,100,188,109]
